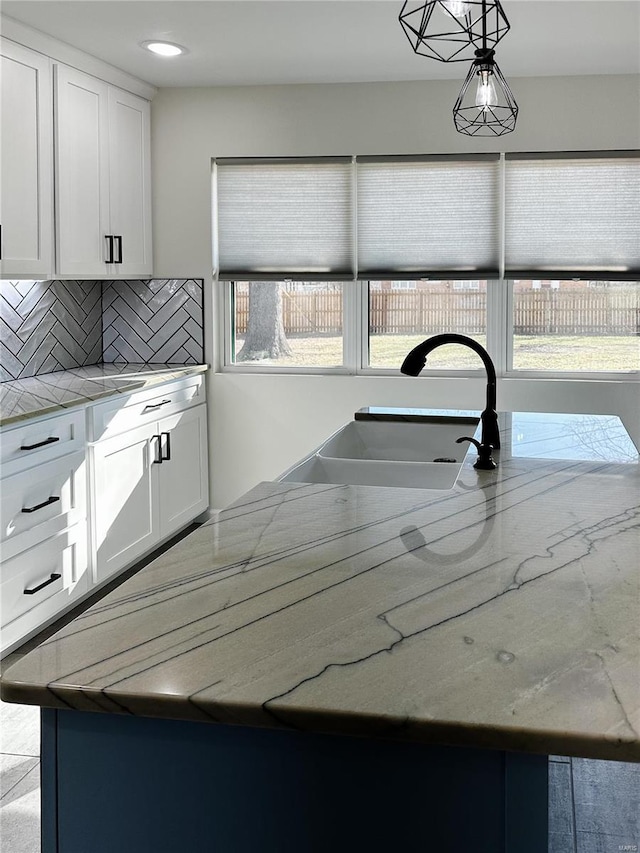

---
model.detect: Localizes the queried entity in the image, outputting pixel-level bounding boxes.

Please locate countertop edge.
[0,364,209,428]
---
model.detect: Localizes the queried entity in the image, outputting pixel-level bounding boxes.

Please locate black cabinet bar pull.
[20,436,60,451]
[22,495,60,514]
[105,234,115,263]
[142,400,171,413]
[152,434,163,464]
[24,573,62,596]
[114,235,123,264]
[161,431,171,461]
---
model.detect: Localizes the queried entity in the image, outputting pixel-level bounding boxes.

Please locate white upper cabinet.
[55,65,110,277]
[56,65,152,278]
[0,38,53,278]
[108,87,153,277]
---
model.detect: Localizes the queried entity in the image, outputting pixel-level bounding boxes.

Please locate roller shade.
[505,152,640,279]
[215,158,354,280]
[356,155,501,279]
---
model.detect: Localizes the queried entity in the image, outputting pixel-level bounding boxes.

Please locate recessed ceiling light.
[140,40,187,57]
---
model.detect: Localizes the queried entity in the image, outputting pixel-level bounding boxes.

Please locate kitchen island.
[2,411,639,852]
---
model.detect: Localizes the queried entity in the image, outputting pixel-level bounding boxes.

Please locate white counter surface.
[0,363,208,428]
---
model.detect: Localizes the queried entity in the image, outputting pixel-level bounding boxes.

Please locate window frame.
[502,279,640,381]
[217,151,639,381]
[221,278,639,381]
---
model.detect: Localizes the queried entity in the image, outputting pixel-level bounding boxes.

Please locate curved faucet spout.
[400,333,500,450]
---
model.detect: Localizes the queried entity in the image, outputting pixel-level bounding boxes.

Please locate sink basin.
[319,419,475,463]
[279,415,480,490]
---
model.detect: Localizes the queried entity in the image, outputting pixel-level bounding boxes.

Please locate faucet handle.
[456,436,497,471]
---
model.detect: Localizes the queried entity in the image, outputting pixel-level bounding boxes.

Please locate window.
[229,281,345,370]
[511,280,640,373]
[368,281,487,370]
[224,277,638,376]
[216,153,639,378]
[505,153,640,277]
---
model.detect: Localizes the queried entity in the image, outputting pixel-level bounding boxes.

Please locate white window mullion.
[485,280,506,377]
[349,156,361,374]
[221,281,234,367]
[357,281,369,373]
[343,280,358,374]
[504,279,515,374]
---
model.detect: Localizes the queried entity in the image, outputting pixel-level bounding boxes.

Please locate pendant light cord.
[482,0,487,51]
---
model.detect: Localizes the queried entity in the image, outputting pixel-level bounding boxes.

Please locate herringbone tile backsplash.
[0,279,204,381]
[102,280,203,365]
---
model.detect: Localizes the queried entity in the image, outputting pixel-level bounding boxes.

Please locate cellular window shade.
[505,154,640,276]
[216,159,353,279]
[356,156,500,278]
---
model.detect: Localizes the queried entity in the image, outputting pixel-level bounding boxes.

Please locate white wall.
[151,75,640,509]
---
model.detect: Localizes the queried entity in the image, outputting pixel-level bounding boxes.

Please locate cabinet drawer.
[1,523,89,635]
[0,409,86,477]
[1,451,87,561]
[88,375,204,441]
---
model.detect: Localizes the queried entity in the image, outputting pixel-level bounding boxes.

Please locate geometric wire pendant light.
[398,0,510,63]
[453,46,518,135]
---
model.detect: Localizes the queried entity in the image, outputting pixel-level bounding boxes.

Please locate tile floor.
[1,696,638,853]
[1,699,41,853]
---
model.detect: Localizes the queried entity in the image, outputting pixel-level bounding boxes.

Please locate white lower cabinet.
[0,374,209,655]
[0,522,89,653]
[157,407,209,537]
[91,421,159,582]
[1,450,87,562]
[91,404,208,583]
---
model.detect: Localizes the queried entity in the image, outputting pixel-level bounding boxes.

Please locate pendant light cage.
[398,0,510,63]
[453,50,518,136]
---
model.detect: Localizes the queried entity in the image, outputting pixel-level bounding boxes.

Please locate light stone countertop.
[2,411,639,762]
[0,363,208,428]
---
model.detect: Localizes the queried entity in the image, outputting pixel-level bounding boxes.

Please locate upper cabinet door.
[0,39,53,278]
[108,88,152,277]
[55,64,111,277]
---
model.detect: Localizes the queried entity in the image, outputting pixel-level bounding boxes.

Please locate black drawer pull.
[142,400,171,413]
[22,495,61,514]
[24,573,62,596]
[114,235,123,264]
[105,234,115,264]
[20,436,60,451]
[152,434,163,464]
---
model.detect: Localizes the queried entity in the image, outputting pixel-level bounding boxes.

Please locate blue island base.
[42,709,548,853]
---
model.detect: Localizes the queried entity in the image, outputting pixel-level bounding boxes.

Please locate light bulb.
[140,40,186,57]
[442,0,472,18]
[475,70,498,110]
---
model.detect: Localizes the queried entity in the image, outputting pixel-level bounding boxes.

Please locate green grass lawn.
[234,333,639,372]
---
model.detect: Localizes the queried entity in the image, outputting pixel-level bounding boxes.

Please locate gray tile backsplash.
[0,279,204,380]
[102,280,203,365]
[0,281,102,381]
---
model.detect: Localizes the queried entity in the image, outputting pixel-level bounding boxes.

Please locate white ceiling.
[2,0,639,88]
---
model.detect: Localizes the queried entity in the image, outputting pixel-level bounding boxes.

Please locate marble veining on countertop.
[0,363,208,427]
[2,412,639,762]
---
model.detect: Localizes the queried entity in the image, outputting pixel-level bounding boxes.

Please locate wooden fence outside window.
[235,289,639,336]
